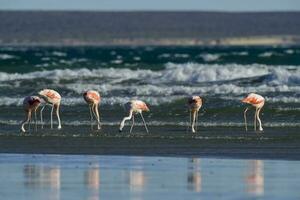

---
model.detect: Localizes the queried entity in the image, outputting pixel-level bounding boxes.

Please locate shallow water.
[0,46,299,134]
[0,154,300,200]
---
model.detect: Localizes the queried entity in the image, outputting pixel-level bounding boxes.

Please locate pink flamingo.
[119,100,150,133]
[242,93,265,131]
[21,96,42,132]
[83,90,101,130]
[188,96,203,133]
[38,89,62,129]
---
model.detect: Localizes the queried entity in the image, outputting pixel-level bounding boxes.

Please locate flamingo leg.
[256,107,263,131]
[254,108,258,131]
[50,104,54,129]
[191,110,196,133]
[28,112,33,132]
[94,104,101,130]
[21,111,31,133]
[130,115,135,133]
[89,105,93,130]
[195,110,199,132]
[40,105,45,129]
[91,104,97,120]
[140,112,149,133]
[89,105,94,130]
[244,107,249,131]
[34,109,38,132]
[119,110,133,132]
[56,104,62,129]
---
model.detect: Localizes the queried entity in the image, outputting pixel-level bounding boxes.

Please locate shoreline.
[0,131,300,160]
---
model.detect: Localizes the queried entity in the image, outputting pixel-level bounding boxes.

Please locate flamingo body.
[38,89,61,105]
[119,100,150,133]
[83,90,101,105]
[126,100,150,114]
[83,90,101,130]
[188,96,202,133]
[242,93,265,131]
[38,89,62,129]
[21,96,42,132]
[242,93,265,107]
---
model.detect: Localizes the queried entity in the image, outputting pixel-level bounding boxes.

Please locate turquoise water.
[0,154,300,200]
[0,46,299,133]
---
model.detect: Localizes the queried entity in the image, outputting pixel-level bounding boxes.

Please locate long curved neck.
[119,109,133,131]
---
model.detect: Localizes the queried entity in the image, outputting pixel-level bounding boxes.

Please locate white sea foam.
[285,49,294,54]
[231,51,249,56]
[1,63,299,85]
[52,51,67,57]
[0,54,17,60]
[0,63,299,105]
[258,51,283,58]
[174,53,190,58]
[1,119,299,127]
[198,53,221,62]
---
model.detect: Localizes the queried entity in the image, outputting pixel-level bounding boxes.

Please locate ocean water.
[0,46,299,134]
[1,154,300,200]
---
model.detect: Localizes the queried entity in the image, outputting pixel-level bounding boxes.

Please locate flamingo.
[187,96,202,133]
[242,93,265,131]
[38,89,62,129]
[21,96,42,132]
[119,100,150,133]
[83,90,101,130]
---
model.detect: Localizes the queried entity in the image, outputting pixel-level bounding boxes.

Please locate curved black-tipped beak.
[119,129,122,133]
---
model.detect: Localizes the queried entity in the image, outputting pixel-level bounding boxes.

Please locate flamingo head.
[143,104,150,112]
[241,97,249,103]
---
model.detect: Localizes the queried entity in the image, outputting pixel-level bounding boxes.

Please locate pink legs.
[139,112,149,133]
[244,106,263,132]
[41,104,61,130]
[89,104,101,130]
[130,115,135,133]
[190,110,198,133]
[244,107,249,131]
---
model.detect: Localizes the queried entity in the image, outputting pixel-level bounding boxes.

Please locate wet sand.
[0,126,299,160]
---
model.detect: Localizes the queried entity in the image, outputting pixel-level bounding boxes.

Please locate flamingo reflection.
[84,164,100,200]
[128,170,146,192]
[246,160,264,196]
[23,165,60,200]
[187,158,202,192]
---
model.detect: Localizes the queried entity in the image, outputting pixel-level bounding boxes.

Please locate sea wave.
[0,94,299,107]
[0,54,17,60]
[198,53,221,62]
[0,63,299,105]
[1,63,299,84]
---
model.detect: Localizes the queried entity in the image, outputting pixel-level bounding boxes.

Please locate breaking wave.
[0,63,299,105]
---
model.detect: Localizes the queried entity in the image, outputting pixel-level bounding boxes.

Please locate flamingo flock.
[20,89,265,133]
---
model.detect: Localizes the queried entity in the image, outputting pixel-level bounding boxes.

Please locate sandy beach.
[0,126,299,160]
